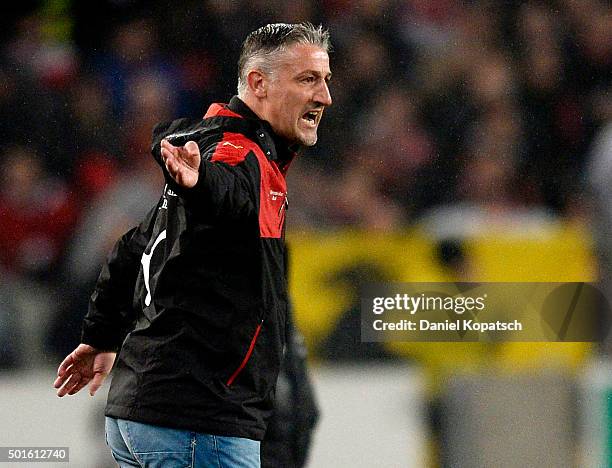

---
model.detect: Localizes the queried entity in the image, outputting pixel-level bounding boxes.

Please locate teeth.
[302,110,321,126]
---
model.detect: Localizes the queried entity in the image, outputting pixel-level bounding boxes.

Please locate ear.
[247,70,267,98]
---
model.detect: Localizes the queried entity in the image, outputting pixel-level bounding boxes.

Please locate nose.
[315,81,332,107]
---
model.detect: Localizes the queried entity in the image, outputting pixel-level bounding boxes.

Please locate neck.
[239,93,269,123]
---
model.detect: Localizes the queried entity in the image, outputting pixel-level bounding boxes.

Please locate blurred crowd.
[0,0,610,367]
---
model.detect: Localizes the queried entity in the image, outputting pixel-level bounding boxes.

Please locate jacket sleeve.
[150,120,258,221]
[81,203,158,351]
[189,148,257,220]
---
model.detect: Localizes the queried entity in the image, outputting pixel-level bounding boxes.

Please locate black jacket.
[81,97,295,440]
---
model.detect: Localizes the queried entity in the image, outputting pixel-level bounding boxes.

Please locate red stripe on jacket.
[226,321,263,386]
[210,132,287,239]
[204,104,244,119]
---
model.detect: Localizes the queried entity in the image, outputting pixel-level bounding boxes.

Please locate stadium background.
[0,0,611,466]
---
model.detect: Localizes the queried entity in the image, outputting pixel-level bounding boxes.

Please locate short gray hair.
[237,23,331,96]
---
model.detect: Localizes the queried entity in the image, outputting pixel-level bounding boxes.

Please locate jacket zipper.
[226,320,264,387]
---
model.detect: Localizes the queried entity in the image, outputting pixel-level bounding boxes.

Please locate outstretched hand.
[160,139,201,188]
[53,344,116,397]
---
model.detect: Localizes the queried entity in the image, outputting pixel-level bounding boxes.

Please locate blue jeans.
[105,416,260,468]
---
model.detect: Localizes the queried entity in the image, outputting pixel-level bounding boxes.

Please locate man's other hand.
[160,139,201,188]
[53,344,116,397]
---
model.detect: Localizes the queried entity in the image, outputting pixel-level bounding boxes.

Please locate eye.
[301,75,316,83]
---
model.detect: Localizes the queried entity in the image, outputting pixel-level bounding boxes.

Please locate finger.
[67,377,90,396]
[161,148,182,175]
[184,141,200,156]
[161,139,178,156]
[160,146,175,163]
[57,353,75,377]
[163,156,179,176]
[89,372,107,396]
[54,374,67,389]
[54,363,74,388]
[63,376,82,395]
[57,372,80,397]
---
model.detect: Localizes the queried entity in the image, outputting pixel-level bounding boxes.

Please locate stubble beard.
[298,128,318,146]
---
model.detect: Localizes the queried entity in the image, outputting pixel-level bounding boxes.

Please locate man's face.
[263,43,332,146]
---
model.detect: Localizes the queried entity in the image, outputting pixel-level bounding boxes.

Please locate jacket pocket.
[225,319,264,387]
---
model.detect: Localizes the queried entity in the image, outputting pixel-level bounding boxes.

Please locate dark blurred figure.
[320,262,401,361]
[262,310,319,468]
[261,247,319,467]
[515,2,591,215]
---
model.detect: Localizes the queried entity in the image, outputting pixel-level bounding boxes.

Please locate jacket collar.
[226,96,299,169]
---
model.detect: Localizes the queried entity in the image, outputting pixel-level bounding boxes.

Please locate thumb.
[184,141,200,156]
[88,372,107,396]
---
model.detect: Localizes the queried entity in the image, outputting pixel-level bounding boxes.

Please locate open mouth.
[301,110,321,127]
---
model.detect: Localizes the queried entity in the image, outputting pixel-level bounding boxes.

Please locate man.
[53,22,332,467]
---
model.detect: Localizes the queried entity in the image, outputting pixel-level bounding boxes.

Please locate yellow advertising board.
[288,225,596,387]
